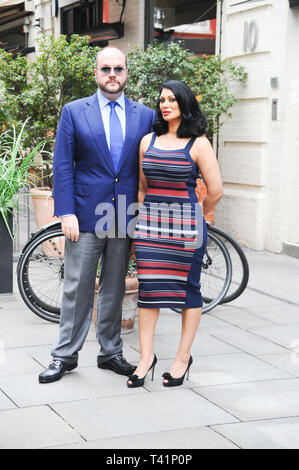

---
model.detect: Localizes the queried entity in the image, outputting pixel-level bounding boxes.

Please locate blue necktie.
[109,101,123,172]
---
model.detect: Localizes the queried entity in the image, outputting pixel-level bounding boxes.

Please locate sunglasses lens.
[100,67,111,74]
[99,67,125,75]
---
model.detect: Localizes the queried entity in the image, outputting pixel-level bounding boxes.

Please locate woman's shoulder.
[193,135,212,151]
[190,135,213,161]
[140,132,154,148]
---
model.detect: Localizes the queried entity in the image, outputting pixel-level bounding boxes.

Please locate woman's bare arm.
[137,133,152,205]
[191,136,223,220]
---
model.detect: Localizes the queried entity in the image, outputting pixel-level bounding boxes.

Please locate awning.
[0,0,24,7]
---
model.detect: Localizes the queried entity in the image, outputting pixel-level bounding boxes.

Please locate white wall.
[27,0,52,55]
[215,0,299,252]
[109,0,144,53]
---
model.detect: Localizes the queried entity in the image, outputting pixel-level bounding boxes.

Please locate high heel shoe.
[162,356,193,387]
[127,354,157,388]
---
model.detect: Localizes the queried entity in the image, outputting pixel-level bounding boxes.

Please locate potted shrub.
[0,120,46,293]
[122,251,138,334]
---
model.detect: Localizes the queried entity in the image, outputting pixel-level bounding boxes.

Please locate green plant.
[0,119,46,238]
[0,34,100,150]
[0,38,247,188]
[127,252,137,278]
[126,41,247,134]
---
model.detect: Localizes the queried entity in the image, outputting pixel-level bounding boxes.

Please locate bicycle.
[207,224,249,304]
[17,220,233,323]
[171,224,249,315]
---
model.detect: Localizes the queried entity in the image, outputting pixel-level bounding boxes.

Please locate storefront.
[0,0,145,55]
[0,0,35,54]
[145,0,216,54]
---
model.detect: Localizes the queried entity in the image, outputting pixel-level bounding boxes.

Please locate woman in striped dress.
[127,81,223,388]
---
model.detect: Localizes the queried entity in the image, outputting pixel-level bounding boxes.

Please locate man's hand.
[61,215,79,242]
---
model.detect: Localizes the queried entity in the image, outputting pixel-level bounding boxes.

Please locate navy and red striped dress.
[134,132,207,309]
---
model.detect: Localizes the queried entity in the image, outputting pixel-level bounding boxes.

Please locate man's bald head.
[96,47,127,68]
[94,46,128,100]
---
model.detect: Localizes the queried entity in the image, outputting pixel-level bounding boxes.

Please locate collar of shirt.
[97,89,125,111]
[97,90,126,148]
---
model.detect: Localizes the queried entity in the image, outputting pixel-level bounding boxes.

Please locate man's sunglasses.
[97,67,126,76]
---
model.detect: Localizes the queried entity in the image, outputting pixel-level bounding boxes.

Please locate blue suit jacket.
[53,92,156,234]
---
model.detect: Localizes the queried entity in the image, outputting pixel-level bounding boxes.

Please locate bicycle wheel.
[171,231,232,315]
[207,225,249,303]
[17,226,65,323]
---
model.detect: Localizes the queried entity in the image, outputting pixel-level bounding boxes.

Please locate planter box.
[30,187,59,229]
[30,187,64,256]
[0,212,13,294]
[121,277,138,334]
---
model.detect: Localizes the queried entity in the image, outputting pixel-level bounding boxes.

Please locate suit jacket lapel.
[117,97,139,174]
[84,92,115,173]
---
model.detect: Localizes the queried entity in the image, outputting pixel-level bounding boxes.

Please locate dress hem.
[137,302,203,309]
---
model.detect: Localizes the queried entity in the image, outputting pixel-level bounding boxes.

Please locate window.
[61,0,103,36]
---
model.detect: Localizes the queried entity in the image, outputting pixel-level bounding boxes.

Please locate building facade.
[1,0,298,255]
[215,0,299,256]
[0,0,145,56]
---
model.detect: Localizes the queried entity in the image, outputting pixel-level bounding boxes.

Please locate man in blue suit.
[39,47,156,383]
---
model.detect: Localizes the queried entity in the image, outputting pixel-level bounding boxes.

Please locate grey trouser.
[51,232,131,364]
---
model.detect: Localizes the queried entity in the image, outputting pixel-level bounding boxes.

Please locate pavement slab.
[25,340,140,369]
[212,417,299,449]
[0,389,16,411]
[123,329,240,358]
[0,367,146,408]
[0,347,43,377]
[195,378,299,421]
[246,304,299,325]
[248,324,299,350]
[0,405,84,449]
[257,352,299,378]
[210,325,288,355]
[51,389,238,441]
[179,352,290,386]
[210,307,277,329]
[143,352,290,391]
[239,250,299,304]
[222,290,287,309]
[0,248,298,448]
[49,426,239,449]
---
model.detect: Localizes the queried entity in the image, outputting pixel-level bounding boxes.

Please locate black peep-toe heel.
[162,356,193,387]
[127,354,157,388]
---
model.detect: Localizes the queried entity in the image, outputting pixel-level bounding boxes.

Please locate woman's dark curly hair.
[153,80,207,138]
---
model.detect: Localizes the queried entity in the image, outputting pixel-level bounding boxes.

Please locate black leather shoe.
[39,360,78,384]
[97,354,136,376]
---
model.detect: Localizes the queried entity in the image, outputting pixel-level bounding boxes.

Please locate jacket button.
[112,197,115,201]
[115,178,119,182]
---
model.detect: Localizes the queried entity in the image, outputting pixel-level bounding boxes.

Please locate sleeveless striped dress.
[134,132,207,309]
